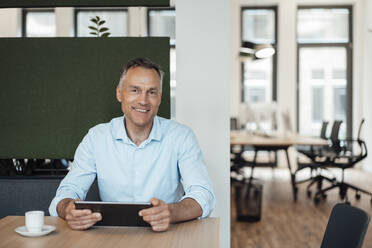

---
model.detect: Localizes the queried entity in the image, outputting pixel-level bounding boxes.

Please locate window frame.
[240,6,278,103]
[146,7,176,48]
[296,5,353,138]
[74,7,129,37]
[22,8,56,37]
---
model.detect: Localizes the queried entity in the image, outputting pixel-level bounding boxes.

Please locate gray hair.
[118,57,164,92]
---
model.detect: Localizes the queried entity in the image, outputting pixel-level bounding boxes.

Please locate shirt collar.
[114,115,162,144]
[147,115,162,142]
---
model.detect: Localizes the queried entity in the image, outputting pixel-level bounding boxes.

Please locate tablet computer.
[74,201,152,227]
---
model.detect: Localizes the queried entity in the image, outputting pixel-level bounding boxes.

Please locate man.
[49,58,215,232]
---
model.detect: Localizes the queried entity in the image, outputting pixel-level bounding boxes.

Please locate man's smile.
[132,106,150,113]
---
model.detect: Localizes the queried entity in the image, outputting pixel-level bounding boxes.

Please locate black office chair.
[305,120,342,198]
[294,121,343,200]
[294,121,329,186]
[321,203,370,248]
[312,119,372,204]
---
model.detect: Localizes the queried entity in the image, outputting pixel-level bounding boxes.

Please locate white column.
[0,8,21,37]
[277,0,297,130]
[230,0,242,119]
[176,0,230,247]
[55,8,74,37]
[128,7,147,37]
[362,0,372,171]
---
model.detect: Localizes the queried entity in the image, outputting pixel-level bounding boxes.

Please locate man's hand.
[139,198,171,232]
[57,198,102,230]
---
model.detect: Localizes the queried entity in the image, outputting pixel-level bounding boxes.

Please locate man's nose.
[138,92,149,105]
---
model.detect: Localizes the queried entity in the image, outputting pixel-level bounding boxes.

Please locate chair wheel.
[314,197,320,205]
[322,194,327,199]
[355,193,361,200]
[307,190,312,198]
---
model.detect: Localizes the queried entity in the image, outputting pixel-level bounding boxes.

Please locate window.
[75,8,128,37]
[311,69,324,79]
[148,9,176,46]
[332,69,346,79]
[297,8,349,43]
[333,87,346,120]
[312,87,324,122]
[246,88,266,103]
[241,7,277,104]
[297,7,352,137]
[22,9,56,37]
[246,70,267,80]
[147,8,176,118]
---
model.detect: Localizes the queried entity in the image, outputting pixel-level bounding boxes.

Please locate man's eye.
[149,91,157,95]
[131,89,138,93]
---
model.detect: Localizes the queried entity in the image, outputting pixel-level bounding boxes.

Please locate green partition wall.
[0,37,170,159]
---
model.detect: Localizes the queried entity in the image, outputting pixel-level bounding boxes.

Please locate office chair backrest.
[329,120,343,151]
[357,119,365,141]
[330,120,342,143]
[321,203,370,248]
[320,121,329,139]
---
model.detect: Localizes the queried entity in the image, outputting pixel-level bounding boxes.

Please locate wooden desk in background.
[0,216,220,248]
[230,131,329,147]
[230,131,328,200]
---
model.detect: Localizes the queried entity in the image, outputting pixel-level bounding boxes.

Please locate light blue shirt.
[49,115,215,218]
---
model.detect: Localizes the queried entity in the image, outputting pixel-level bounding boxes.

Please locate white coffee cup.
[25,211,44,233]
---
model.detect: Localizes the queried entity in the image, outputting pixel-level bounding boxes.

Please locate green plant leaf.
[98,20,106,26]
[90,17,98,24]
[99,27,109,32]
[96,16,100,21]
[89,32,98,36]
[88,26,98,31]
[101,32,110,37]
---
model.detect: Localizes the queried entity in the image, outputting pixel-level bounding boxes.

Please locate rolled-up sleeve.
[49,130,97,216]
[178,129,216,218]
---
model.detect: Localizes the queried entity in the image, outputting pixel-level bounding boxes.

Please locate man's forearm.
[169,198,202,223]
[57,198,74,219]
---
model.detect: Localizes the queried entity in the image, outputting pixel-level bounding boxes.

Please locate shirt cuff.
[48,192,79,216]
[180,186,215,218]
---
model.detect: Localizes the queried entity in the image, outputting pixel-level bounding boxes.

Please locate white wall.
[128,7,147,36]
[0,8,20,37]
[362,0,372,172]
[55,8,73,37]
[176,1,230,248]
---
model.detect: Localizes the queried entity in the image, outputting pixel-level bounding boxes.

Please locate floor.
[230,167,372,248]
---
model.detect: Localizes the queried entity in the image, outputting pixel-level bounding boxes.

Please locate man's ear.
[116,85,122,102]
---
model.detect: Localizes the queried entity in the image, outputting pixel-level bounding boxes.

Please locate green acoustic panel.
[0,0,169,8]
[0,37,170,159]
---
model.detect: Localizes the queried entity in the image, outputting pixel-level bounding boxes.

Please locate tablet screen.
[75,201,152,227]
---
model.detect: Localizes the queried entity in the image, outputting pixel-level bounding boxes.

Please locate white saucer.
[15,225,56,237]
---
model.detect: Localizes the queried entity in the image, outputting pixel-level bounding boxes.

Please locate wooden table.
[0,216,220,248]
[230,131,328,200]
[230,131,329,147]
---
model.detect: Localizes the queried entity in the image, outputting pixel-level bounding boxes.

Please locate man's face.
[116,66,162,130]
